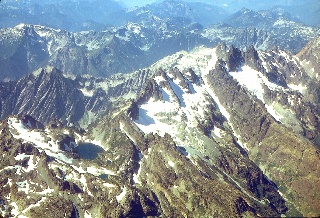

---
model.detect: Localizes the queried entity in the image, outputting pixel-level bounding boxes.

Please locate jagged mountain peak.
[143,44,314,137]
[223,6,304,29]
[157,0,184,5]
[296,36,320,78]
[239,7,253,13]
[32,66,63,77]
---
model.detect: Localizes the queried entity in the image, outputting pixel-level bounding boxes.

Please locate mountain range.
[0,0,320,217]
[1,0,319,31]
[1,36,320,217]
[0,6,319,81]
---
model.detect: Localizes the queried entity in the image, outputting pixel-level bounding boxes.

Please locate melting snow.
[287,84,307,93]
[19,155,39,173]
[14,154,31,161]
[116,186,127,202]
[134,97,177,137]
[17,180,30,194]
[168,161,175,167]
[119,122,136,143]
[265,102,284,122]
[37,188,54,195]
[21,197,47,215]
[134,47,229,156]
[204,86,231,120]
[0,165,22,175]
[8,117,73,164]
[79,175,93,197]
[150,47,218,76]
[79,88,94,97]
[133,155,143,185]
[229,66,265,101]
[213,127,222,138]
[103,183,116,188]
[10,202,19,217]
[86,166,116,176]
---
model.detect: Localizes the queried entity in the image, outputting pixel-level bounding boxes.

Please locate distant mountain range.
[0,0,319,31]
[0,6,318,80]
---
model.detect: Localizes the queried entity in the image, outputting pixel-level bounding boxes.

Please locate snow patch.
[265,102,284,122]
[86,166,116,176]
[230,65,287,103]
[287,84,306,93]
[80,88,94,97]
[168,160,175,167]
[134,98,177,137]
[119,122,136,143]
[116,186,127,202]
[10,202,19,217]
[79,175,93,197]
[103,183,116,188]
[133,156,143,185]
[150,47,218,76]
[37,188,54,195]
[229,67,265,101]
[21,197,47,215]
[8,117,73,164]
[213,127,222,138]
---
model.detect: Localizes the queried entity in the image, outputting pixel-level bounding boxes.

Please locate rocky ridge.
[0,66,152,127]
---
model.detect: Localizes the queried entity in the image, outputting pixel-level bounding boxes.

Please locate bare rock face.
[226,45,244,72]
[243,45,265,73]
[0,67,86,125]
[137,78,163,104]
[297,36,320,79]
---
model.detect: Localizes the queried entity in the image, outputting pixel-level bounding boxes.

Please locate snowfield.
[8,117,73,164]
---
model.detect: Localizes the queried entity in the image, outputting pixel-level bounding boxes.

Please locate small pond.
[75,143,104,160]
[98,174,109,180]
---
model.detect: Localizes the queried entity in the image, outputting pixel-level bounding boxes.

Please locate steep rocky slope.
[94,43,320,216]
[297,36,320,79]
[0,66,151,127]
